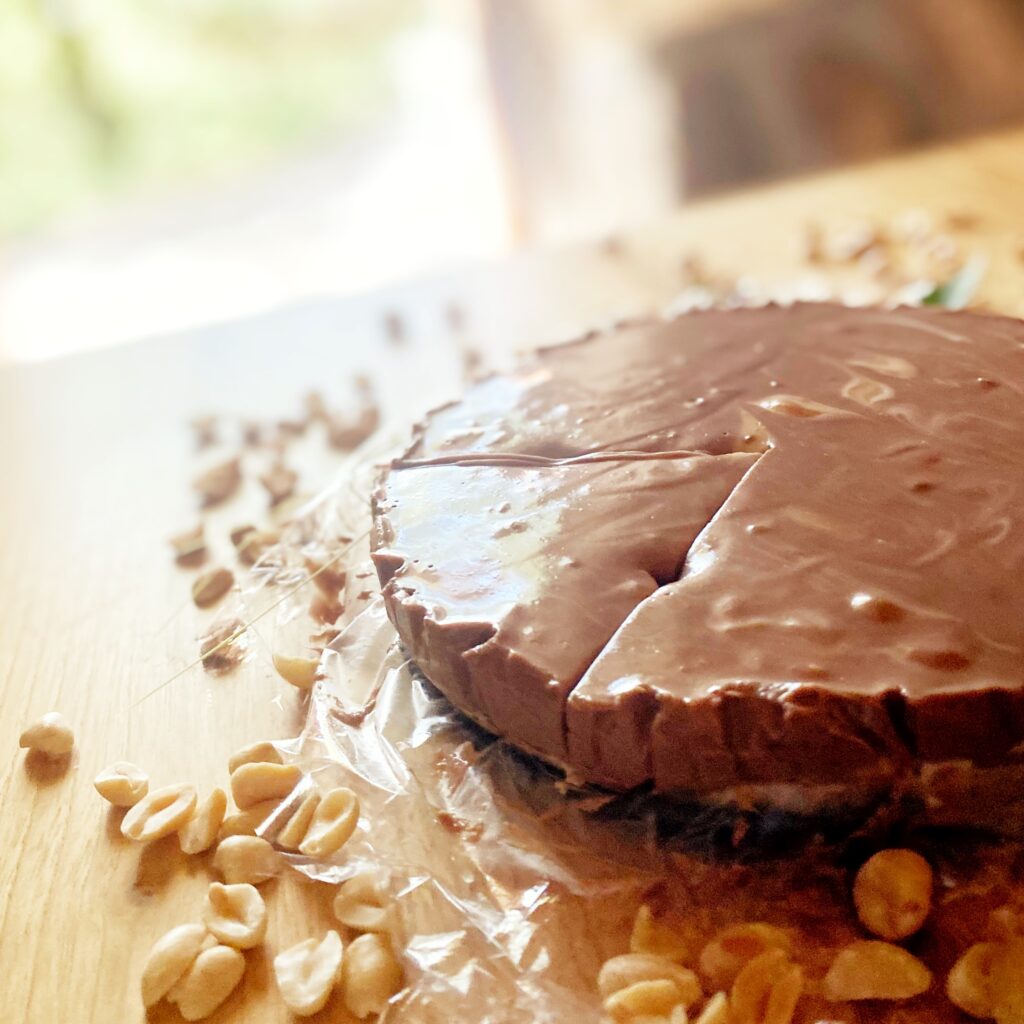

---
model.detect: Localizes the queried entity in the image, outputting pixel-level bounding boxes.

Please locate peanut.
[298,786,360,858]
[19,711,74,756]
[273,653,321,690]
[853,848,933,940]
[166,943,245,1020]
[93,761,148,807]
[218,798,283,840]
[598,954,702,1006]
[604,979,684,1021]
[342,932,404,1019]
[121,783,197,842]
[699,923,792,991]
[274,930,344,1017]
[277,790,322,851]
[823,940,931,1001]
[140,923,210,1008]
[191,566,234,609]
[213,835,281,885]
[228,740,283,774]
[730,948,804,1024]
[333,869,392,933]
[694,991,730,1024]
[179,788,227,855]
[203,882,267,950]
[230,761,302,809]
[630,905,689,962]
[947,942,999,1018]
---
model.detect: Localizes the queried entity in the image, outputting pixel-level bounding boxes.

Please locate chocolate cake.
[371,303,1024,819]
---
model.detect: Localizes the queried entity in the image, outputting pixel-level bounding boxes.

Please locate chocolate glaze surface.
[372,304,1024,798]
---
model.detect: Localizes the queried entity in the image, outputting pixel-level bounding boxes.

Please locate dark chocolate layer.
[372,304,1024,797]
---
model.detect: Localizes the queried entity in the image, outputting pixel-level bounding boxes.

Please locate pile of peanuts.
[597,845,1024,1023]
[89,731,406,1020]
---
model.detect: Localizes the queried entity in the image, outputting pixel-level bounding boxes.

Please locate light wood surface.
[4,125,1024,1024]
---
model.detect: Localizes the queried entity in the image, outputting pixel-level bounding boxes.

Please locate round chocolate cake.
[371,303,1024,819]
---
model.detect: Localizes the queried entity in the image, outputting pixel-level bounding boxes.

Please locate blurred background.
[4,0,1024,363]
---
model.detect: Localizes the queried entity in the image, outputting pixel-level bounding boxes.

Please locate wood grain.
[3,126,1024,1023]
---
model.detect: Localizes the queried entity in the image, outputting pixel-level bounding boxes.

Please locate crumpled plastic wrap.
[232,449,674,1023]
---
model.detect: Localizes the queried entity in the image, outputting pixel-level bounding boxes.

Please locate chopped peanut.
[699,923,792,991]
[729,948,803,1024]
[193,457,241,507]
[597,954,702,1006]
[272,653,321,690]
[333,869,392,933]
[179,788,227,855]
[140,923,210,1008]
[121,784,197,843]
[229,761,302,810]
[238,529,279,566]
[227,740,283,774]
[93,761,148,807]
[298,786,360,858]
[342,932,404,1019]
[213,835,281,885]
[166,943,245,1021]
[274,930,344,1017]
[203,882,267,950]
[19,712,74,757]
[218,799,284,841]
[947,941,999,1018]
[604,979,684,1021]
[853,848,933,940]
[823,940,931,1001]
[630,905,689,962]
[277,790,322,851]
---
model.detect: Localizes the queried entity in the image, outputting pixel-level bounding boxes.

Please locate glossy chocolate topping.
[372,303,1024,797]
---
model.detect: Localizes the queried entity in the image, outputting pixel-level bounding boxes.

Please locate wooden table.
[4,125,1024,1024]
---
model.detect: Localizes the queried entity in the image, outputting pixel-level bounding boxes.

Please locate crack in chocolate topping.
[371,303,1024,799]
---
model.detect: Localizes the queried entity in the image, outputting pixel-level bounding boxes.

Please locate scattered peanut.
[947,941,999,1018]
[630,905,689,962]
[853,848,933,940]
[699,922,792,991]
[298,786,360,858]
[199,618,247,673]
[260,462,298,506]
[93,761,149,807]
[203,882,267,950]
[218,799,284,840]
[121,783,198,843]
[228,740,283,774]
[694,991,730,1024]
[171,524,207,568]
[277,790,322,851]
[229,523,257,549]
[140,923,211,1008]
[823,940,931,1001]
[191,566,235,609]
[272,653,321,690]
[604,979,684,1021]
[230,761,303,809]
[167,943,245,1021]
[19,711,75,757]
[274,930,344,1017]
[597,954,702,1006]
[179,788,228,855]
[193,457,241,507]
[342,932,404,1019]
[238,529,279,566]
[213,835,281,885]
[333,869,392,933]
[730,948,804,1024]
